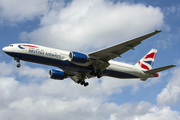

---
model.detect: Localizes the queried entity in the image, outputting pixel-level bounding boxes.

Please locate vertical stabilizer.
[135,49,157,71]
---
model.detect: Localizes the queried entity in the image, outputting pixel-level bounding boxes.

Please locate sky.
[0,0,180,120]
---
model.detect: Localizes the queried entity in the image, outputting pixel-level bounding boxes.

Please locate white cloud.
[17,64,47,79]
[0,60,47,81]
[1,85,179,120]
[0,61,15,76]
[157,66,180,106]
[163,5,180,18]
[0,0,49,24]
[0,61,179,120]
[19,0,163,52]
[0,77,20,108]
[100,77,141,95]
[163,6,176,16]
[109,102,180,120]
[0,73,179,120]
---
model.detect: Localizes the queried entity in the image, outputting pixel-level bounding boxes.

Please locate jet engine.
[69,52,89,64]
[49,69,67,80]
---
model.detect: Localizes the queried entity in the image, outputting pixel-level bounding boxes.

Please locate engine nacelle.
[69,52,89,64]
[49,69,66,80]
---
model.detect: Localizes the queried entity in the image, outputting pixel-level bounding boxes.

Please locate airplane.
[2,30,176,87]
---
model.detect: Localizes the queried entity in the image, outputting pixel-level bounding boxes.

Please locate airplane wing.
[89,30,161,61]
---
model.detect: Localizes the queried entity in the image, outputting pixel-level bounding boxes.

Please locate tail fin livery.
[135,49,157,70]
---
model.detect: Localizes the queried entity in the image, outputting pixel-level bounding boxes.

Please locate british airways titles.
[28,49,62,59]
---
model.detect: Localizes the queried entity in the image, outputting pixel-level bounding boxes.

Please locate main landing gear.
[77,80,89,87]
[90,70,102,78]
[14,57,21,68]
[89,65,103,79]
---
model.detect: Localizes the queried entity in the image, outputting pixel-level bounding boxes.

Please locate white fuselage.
[2,43,155,80]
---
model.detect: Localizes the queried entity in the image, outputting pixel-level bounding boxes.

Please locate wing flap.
[144,65,176,74]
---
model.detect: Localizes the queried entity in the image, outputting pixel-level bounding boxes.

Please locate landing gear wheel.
[90,70,102,78]
[17,64,21,68]
[77,79,89,87]
[90,71,96,76]
[84,82,89,87]
[81,81,85,85]
[96,71,102,78]
[97,75,101,78]
[77,80,81,84]
[14,57,21,68]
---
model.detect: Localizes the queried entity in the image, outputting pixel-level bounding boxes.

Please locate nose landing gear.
[14,57,21,68]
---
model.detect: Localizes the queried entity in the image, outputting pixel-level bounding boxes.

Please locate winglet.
[155,30,162,33]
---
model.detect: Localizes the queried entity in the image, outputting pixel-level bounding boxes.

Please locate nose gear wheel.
[14,57,21,68]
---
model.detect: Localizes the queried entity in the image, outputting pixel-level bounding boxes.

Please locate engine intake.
[49,69,66,80]
[69,52,89,64]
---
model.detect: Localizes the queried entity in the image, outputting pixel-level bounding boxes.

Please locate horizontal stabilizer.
[144,65,176,74]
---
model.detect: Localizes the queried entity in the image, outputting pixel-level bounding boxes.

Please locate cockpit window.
[8,45,13,47]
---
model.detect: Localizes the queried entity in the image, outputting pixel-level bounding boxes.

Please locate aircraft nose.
[2,46,12,53]
[2,47,6,52]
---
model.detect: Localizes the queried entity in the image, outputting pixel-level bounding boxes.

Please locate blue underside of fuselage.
[5,52,139,79]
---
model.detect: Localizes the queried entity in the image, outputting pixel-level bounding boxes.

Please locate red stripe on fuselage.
[144,52,156,59]
[20,44,38,48]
